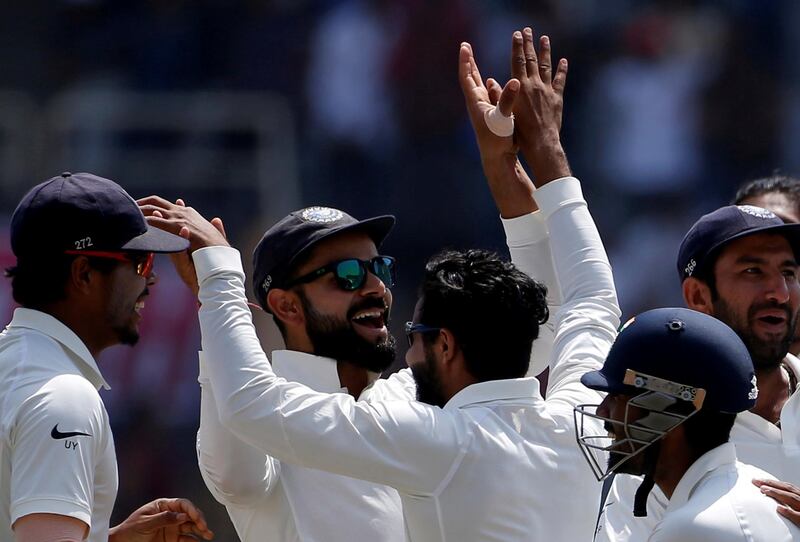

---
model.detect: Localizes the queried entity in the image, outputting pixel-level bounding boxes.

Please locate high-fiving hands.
[459,28,571,217]
[509,27,571,185]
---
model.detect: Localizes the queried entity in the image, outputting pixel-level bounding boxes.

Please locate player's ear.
[69,256,96,295]
[682,277,713,315]
[267,288,304,328]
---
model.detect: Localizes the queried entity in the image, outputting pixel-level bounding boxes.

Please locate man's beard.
[712,298,796,369]
[410,345,447,407]
[300,291,396,373]
[109,289,145,347]
[113,325,140,347]
[604,422,645,475]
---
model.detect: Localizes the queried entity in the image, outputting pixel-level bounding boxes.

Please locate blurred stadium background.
[1,0,798,538]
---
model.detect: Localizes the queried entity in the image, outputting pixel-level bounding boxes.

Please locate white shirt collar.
[666,442,737,511]
[271,349,381,395]
[7,307,110,390]
[444,377,542,410]
[785,353,800,377]
[735,409,783,441]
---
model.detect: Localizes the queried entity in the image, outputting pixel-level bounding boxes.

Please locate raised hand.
[509,28,570,185]
[109,497,214,542]
[458,42,537,218]
[138,196,229,253]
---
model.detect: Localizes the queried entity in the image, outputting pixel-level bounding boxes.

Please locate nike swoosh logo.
[51,424,92,440]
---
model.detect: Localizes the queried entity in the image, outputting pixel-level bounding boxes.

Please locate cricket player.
[0,173,213,542]
[576,307,799,541]
[736,175,800,356]
[194,206,413,542]
[596,201,800,540]
[140,28,619,541]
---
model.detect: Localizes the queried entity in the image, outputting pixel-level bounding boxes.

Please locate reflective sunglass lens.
[336,259,366,290]
[373,257,395,287]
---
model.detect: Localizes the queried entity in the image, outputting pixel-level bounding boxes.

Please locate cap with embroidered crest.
[10,172,189,260]
[252,206,395,312]
[676,204,800,282]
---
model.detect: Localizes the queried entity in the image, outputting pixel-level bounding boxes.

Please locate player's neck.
[337,360,370,398]
[38,303,109,359]
[750,363,791,425]
[654,431,694,499]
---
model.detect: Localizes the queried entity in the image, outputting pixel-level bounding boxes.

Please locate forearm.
[535,177,619,403]
[197,357,277,506]
[193,247,455,493]
[519,140,571,188]
[503,211,562,376]
[481,156,538,219]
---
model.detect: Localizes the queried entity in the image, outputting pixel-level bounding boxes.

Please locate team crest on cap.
[737,205,776,220]
[299,206,344,223]
[748,375,759,400]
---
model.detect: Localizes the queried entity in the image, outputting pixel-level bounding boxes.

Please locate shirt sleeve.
[9,374,107,529]
[370,367,417,401]
[534,178,621,413]
[194,246,468,496]
[502,211,561,378]
[197,351,281,507]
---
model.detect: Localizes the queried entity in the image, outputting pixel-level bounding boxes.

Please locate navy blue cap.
[582,308,757,413]
[252,206,395,311]
[11,172,189,258]
[677,204,800,281]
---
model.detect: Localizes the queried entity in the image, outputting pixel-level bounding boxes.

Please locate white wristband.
[484,106,514,137]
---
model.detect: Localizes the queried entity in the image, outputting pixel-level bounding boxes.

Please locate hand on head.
[138,196,228,252]
[138,196,229,295]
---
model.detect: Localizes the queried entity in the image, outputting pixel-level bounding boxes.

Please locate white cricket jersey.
[648,443,799,541]
[197,349,412,542]
[0,309,117,542]
[194,177,620,542]
[596,357,800,542]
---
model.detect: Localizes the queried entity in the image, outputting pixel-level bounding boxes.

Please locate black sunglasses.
[404,321,441,347]
[285,256,396,291]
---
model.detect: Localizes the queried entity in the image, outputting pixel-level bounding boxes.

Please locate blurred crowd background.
[1,0,799,538]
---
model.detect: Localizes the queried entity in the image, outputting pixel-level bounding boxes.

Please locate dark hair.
[268,248,318,340]
[418,249,548,382]
[6,256,118,309]
[734,175,800,219]
[690,252,719,301]
[682,408,736,460]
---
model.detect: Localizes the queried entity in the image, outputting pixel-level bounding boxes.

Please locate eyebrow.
[734,255,798,267]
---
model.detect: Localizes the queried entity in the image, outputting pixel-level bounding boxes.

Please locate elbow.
[197,444,275,505]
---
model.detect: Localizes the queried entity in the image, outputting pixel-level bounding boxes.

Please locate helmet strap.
[633,441,661,517]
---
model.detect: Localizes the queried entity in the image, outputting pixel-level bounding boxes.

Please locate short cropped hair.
[418,249,548,382]
[734,175,800,219]
[6,256,117,309]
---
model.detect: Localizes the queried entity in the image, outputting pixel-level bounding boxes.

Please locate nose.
[597,395,612,418]
[360,267,388,297]
[765,271,791,304]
